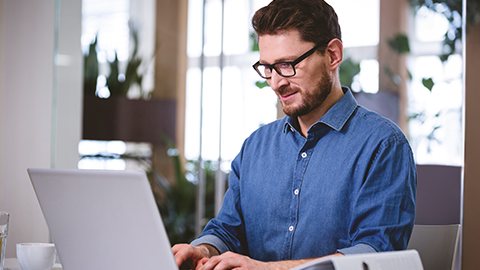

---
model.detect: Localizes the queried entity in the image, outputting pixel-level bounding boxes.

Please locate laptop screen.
[27,168,178,270]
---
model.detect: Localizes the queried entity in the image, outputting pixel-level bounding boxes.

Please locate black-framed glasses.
[252,42,326,79]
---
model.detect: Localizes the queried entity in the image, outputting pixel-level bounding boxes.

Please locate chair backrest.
[407,224,461,270]
[415,164,461,225]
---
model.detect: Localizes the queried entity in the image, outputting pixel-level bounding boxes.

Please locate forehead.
[258,29,315,63]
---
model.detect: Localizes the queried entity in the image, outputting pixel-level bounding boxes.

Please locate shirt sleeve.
[190,235,230,254]
[347,135,417,252]
[338,243,377,255]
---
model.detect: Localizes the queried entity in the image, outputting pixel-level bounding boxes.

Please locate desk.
[4,258,62,270]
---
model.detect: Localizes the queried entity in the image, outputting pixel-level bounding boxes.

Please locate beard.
[279,67,333,118]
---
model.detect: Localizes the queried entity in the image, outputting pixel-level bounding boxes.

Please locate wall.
[0,0,4,172]
[0,0,82,258]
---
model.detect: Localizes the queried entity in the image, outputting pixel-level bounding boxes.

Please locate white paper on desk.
[290,250,423,270]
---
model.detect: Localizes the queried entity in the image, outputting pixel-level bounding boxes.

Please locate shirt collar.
[283,87,358,134]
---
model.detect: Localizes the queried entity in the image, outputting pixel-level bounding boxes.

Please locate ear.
[326,38,343,70]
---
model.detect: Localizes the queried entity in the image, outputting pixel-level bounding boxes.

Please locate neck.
[297,84,344,137]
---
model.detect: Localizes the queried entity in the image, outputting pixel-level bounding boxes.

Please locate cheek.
[294,62,326,89]
[295,75,320,93]
[306,62,330,85]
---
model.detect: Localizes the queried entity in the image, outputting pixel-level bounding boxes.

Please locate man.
[173,0,417,269]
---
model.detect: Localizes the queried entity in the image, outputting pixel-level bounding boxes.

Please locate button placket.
[285,145,313,259]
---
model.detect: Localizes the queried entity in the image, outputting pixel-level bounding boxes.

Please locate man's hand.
[172,244,220,270]
[197,252,344,270]
[172,245,271,270]
[173,243,343,270]
[197,251,270,270]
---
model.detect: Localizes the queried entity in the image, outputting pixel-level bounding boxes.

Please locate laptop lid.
[27,168,178,270]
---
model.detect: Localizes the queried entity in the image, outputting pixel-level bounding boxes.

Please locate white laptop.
[290,250,423,270]
[27,168,179,270]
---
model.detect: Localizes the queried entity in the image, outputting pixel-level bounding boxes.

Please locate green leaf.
[422,78,435,91]
[255,80,269,89]
[83,36,99,95]
[408,111,426,124]
[387,34,410,54]
[250,33,259,52]
[407,68,413,81]
[106,52,124,96]
[339,57,361,89]
[439,54,450,62]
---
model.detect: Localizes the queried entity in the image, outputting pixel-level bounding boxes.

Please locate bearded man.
[173,1,417,269]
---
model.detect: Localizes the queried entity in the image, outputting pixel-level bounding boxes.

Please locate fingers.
[198,252,259,270]
[195,258,209,270]
[172,244,201,269]
[199,258,210,265]
[172,243,187,254]
[174,247,268,270]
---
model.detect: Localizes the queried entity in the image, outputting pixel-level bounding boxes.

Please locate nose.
[268,69,289,91]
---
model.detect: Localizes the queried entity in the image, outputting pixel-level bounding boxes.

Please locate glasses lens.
[275,63,295,77]
[255,64,271,78]
[255,63,295,78]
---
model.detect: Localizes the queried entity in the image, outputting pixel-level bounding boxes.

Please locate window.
[79,0,156,170]
[184,0,381,163]
[407,5,463,165]
[185,0,277,164]
[81,0,130,62]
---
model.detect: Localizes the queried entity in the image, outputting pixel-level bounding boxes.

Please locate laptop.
[27,168,179,270]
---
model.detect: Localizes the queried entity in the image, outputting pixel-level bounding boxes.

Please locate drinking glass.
[0,211,10,270]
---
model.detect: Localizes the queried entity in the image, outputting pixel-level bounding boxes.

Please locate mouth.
[279,91,297,102]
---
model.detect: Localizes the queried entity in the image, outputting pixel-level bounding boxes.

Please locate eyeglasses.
[252,42,326,79]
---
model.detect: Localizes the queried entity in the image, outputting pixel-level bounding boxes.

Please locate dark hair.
[252,0,342,50]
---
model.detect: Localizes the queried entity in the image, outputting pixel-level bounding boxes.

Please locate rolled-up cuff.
[338,243,377,255]
[190,235,230,254]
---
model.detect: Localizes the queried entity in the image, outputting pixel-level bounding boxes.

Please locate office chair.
[407,224,461,270]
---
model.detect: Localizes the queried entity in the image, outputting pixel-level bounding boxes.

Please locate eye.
[276,62,291,69]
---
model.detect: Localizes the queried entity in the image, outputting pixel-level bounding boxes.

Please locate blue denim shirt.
[191,88,416,261]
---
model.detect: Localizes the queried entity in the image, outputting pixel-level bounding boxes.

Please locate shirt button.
[294,189,299,195]
[301,152,307,158]
[289,226,294,232]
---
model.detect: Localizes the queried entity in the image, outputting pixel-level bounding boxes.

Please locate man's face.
[258,30,333,118]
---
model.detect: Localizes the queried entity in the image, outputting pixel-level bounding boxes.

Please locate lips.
[279,91,297,102]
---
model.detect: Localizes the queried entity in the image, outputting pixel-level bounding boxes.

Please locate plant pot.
[82,95,177,145]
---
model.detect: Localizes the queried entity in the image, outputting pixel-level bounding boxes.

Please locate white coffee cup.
[16,243,56,270]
